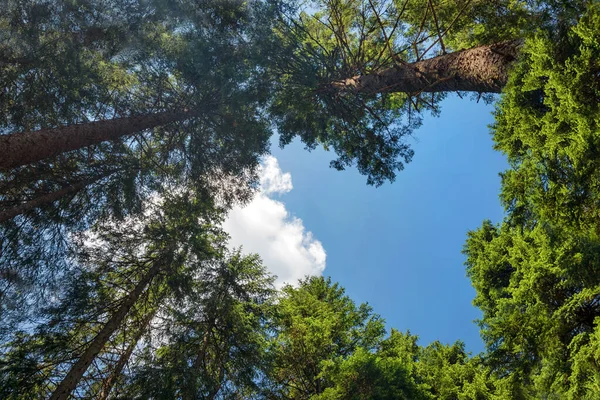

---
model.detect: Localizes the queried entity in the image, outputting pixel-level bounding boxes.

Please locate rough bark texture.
[49,260,164,400]
[0,109,197,170]
[331,40,523,95]
[98,310,156,400]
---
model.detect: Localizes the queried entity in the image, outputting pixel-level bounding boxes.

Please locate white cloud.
[259,156,293,195]
[223,156,326,287]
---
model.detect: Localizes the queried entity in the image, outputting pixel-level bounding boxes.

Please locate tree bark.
[183,322,215,400]
[98,309,157,400]
[331,40,523,95]
[0,176,103,224]
[0,56,35,67]
[49,259,165,400]
[0,109,198,171]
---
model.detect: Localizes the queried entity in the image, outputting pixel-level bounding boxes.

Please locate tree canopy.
[463,4,600,398]
[1,0,600,398]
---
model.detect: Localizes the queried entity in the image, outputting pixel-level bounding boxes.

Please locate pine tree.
[264,276,386,398]
[119,251,275,399]
[1,192,226,399]
[0,0,274,319]
[269,0,588,185]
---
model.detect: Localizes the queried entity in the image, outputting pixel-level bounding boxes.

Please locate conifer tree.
[1,192,227,399]
[269,0,588,185]
[119,251,275,399]
[0,0,274,319]
[264,276,386,398]
[462,7,600,396]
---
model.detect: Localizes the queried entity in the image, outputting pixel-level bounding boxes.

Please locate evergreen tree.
[119,251,275,399]
[268,0,588,185]
[0,0,274,319]
[465,221,600,398]
[1,192,227,399]
[462,7,600,397]
[264,276,386,398]
[314,330,427,400]
[493,3,600,231]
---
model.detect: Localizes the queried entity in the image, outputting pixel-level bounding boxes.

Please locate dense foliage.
[1,0,599,398]
[464,4,600,398]
[0,0,273,326]
[268,0,588,185]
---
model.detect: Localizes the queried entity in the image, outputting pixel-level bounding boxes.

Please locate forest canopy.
[1,0,599,398]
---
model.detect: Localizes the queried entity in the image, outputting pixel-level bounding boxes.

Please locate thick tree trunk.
[0,109,197,170]
[331,40,523,95]
[98,310,156,400]
[49,260,164,400]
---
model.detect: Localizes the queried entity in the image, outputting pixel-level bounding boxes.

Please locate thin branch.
[427,0,446,54]
[421,0,472,58]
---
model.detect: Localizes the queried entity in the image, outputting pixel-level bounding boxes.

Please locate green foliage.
[423,0,587,50]
[0,192,227,398]
[1,0,147,131]
[268,0,590,186]
[493,3,600,230]
[315,329,427,400]
[0,0,275,320]
[312,328,505,400]
[262,277,505,400]
[270,0,450,186]
[2,1,600,399]
[459,5,600,399]
[465,219,600,398]
[265,276,386,398]
[119,251,275,399]
[315,346,424,400]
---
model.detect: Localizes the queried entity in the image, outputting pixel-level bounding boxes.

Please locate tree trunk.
[207,364,225,400]
[0,56,34,67]
[0,109,197,170]
[0,172,115,224]
[98,309,157,400]
[49,259,165,400]
[331,40,523,95]
[183,322,215,400]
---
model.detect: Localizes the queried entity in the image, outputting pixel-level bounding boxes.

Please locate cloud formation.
[259,156,293,195]
[223,156,326,287]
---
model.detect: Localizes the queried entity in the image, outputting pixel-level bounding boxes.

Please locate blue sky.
[225,95,508,354]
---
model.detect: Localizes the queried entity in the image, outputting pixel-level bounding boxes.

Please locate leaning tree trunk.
[49,259,165,400]
[98,309,157,400]
[0,109,198,170]
[0,167,122,223]
[331,40,523,95]
[183,320,216,400]
[0,180,88,223]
